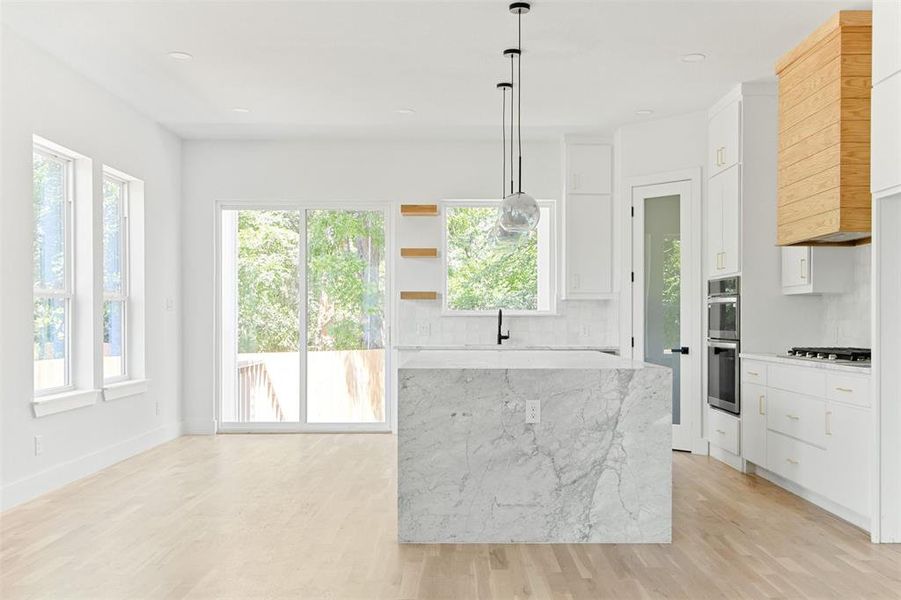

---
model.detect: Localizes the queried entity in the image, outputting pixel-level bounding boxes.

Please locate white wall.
[0,30,182,508]
[181,139,616,432]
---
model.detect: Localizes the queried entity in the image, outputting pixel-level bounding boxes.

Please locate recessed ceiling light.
[167,51,193,61]
[681,53,707,63]
[635,109,654,116]
[394,108,416,115]
[232,107,250,113]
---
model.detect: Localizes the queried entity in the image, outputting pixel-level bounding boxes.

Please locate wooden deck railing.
[236,359,284,422]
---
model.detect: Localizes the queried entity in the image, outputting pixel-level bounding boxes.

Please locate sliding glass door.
[219,206,389,431]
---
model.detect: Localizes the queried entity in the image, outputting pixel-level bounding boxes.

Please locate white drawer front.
[767,363,826,397]
[767,430,828,496]
[708,408,740,455]
[767,388,827,448]
[741,360,767,386]
[826,372,871,408]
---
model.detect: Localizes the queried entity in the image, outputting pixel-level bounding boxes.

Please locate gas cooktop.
[784,347,871,363]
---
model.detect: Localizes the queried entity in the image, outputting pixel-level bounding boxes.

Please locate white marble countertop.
[398,348,651,370]
[740,352,871,374]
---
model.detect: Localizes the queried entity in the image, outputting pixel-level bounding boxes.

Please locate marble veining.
[398,361,671,543]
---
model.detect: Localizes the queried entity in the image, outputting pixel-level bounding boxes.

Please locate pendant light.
[498,1,539,234]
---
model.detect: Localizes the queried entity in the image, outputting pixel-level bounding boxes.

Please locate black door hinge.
[631,206,635,217]
[631,271,635,282]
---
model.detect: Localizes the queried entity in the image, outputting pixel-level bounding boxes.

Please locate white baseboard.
[754,466,870,532]
[183,418,217,435]
[0,421,183,511]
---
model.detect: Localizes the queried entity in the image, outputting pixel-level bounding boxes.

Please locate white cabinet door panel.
[767,388,828,449]
[709,99,741,177]
[566,144,612,194]
[565,193,613,296]
[825,402,870,517]
[742,382,767,466]
[720,165,741,275]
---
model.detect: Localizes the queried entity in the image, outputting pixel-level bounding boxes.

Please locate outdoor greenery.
[662,238,681,347]
[33,151,66,361]
[446,206,538,311]
[236,210,385,354]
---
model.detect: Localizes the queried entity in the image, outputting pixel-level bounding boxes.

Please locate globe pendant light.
[499,1,539,234]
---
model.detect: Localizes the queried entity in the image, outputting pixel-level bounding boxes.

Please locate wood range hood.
[775,10,872,246]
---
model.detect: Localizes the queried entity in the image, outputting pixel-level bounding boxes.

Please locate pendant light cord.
[517,11,522,194]
[501,87,506,200]
[510,53,515,197]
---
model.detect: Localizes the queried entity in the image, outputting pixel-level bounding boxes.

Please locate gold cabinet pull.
[715,429,726,435]
[826,410,833,436]
[800,257,807,280]
[786,414,800,420]
[786,458,799,465]
[759,395,765,416]
[835,386,853,393]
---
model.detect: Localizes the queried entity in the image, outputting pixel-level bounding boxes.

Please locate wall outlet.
[416,321,431,337]
[526,400,540,424]
[34,435,44,456]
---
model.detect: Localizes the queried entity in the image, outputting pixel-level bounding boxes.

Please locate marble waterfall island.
[397,350,672,544]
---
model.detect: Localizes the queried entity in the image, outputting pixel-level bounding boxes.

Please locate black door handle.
[668,346,689,355]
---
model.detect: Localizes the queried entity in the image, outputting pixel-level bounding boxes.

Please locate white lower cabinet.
[739,357,870,526]
[741,382,767,466]
[708,407,740,455]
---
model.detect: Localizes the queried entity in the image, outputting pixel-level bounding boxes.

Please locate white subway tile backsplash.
[821,245,871,347]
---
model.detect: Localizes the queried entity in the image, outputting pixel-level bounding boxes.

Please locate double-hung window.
[33,146,73,394]
[102,173,129,382]
[444,200,556,314]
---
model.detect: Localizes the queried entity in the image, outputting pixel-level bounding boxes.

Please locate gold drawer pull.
[826,410,833,436]
[786,414,800,420]
[747,370,759,376]
[786,458,799,465]
[715,429,726,435]
[759,395,765,416]
[835,386,854,393]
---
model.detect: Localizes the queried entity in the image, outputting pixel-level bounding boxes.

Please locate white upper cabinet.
[872,0,901,196]
[708,99,741,178]
[781,246,854,295]
[562,140,614,299]
[707,164,741,278]
[873,0,901,84]
[565,144,612,194]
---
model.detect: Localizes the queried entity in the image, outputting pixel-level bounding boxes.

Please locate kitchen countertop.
[740,352,871,374]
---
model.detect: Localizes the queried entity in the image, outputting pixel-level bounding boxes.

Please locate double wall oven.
[707,276,740,414]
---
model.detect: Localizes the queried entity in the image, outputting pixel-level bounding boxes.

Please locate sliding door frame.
[214,200,393,433]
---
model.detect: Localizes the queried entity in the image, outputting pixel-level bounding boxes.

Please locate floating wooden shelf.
[400,247,438,258]
[400,204,439,216]
[400,291,439,300]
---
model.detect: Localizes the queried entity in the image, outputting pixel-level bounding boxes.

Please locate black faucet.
[497,309,510,345]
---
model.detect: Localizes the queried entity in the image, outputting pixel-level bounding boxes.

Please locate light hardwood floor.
[2,434,899,599]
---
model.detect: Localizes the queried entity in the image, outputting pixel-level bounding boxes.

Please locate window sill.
[103,379,149,402]
[32,389,101,418]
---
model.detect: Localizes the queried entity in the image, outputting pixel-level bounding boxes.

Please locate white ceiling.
[2,0,869,140]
